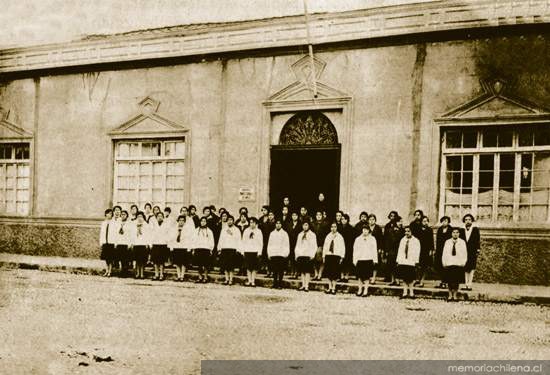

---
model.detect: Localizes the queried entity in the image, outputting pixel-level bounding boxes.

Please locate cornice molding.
[1,0,550,74]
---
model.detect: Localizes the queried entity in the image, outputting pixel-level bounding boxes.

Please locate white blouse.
[322,232,346,258]
[193,227,215,250]
[396,236,420,266]
[294,230,318,259]
[353,234,378,265]
[267,229,290,258]
[442,238,468,267]
[240,227,263,254]
[218,225,242,250]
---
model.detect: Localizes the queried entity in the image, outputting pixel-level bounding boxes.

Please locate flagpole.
[303,0,318,98]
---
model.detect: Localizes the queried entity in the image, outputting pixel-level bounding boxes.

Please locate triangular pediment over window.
[0,108,33,139]
[435,80,550,126]
[109,97,187,139]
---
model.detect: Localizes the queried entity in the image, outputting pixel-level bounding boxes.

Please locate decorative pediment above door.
[109,96,187,139]
[264,55,351,107]
[435,79,550,126]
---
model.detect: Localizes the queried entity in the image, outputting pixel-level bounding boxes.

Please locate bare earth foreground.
[0,269,548,374]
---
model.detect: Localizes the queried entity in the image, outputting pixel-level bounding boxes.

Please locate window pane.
[518,206,530,222]
[520,153,533,193]
[16,177,29,189]
[139,175,151,189]
[483,129,498,148]
[118,143,130,157]
[534,127,550,146]
[445,130,461,148]
[142,142,161,157]
[152,188,163,202]
[17,165,29,177]
[497,205,513,222]
[499,154,515,191]
[175,141,185,157]
[463,155,473,171]
[165,142,176,157]
[129,143,140,157]
[532,205,548,221]
[519,128,534,147]
[0,144,13,159]
[462,130,477,148]
[479,154,494,191]
[152,162,163,175]
[6,178,14,188]
[140,162,151,175]
[477,205,492,222]
[6,165,15,177]
[16,189,28,202]
[498,129,513,147]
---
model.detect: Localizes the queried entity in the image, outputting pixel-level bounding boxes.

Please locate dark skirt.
[465,251,478,272]
[324,254,341,280]
[172,248,191,266]
[270,256,286,274]
[296,256,313,274]
[244,252,259,271]
[133,245,149,264]
[443,265,465,285]
[434,249,444,275]
[219,248,237,271]
[194,248,211,268]
[115,244,129,263]
[397,264,416,283]
[419,250,433,268]
[100,244,115,262]
[151,244,168,264]
[355,260,374,280]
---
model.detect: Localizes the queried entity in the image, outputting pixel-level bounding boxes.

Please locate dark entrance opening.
[269,145,341,217]
[269,111,341,217]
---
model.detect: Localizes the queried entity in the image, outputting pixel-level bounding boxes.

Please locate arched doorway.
[269,111,341,217]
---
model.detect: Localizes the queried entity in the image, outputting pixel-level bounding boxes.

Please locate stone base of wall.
[476,238,550,286]
[0,223,99,259]
[0,223,549,285]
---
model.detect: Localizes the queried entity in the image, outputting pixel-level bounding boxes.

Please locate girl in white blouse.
[240,217,263,287]
[217,215,241,285]
[353,225,378,297]
[193,217,215,283]
[133,211,152,279]
[294,221,317,292]
[267,219,290,289]
[323,222,346,295]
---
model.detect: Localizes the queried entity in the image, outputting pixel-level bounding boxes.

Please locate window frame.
[439,125,550,226]
[0,139,33,217]
[112,137,189,210]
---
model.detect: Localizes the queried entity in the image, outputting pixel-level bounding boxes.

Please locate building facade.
[0,0,549,285]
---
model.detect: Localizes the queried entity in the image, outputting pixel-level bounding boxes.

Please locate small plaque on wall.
[238,187,255,202]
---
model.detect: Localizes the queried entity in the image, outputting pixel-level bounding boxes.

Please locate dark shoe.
[362,292,369,297]
[409,295,416,299]
[324,288,331,294]
[195,278,203,284]
[331,290,336,295]
[355,288,363,297]
[399,295,407,299]
[416,283,424,288]
[159,275,164,281]
[304,288,309,292]
[298,286,305,291]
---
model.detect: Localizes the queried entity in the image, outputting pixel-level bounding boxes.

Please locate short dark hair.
[249,217,258,224]
[164,207,171,213]
[188,205,196,211]
[104,208,112,215]
[262,205,270,210]
[414,209,424,216]
[440,216,451,224]
[156,212,164,218]
[177,215,186,221]
[360,211,368,218]
[113,205,122,211]
[462,213,475,223]
[203,206,211,212]
[144,202,152,209]
[136,211,145,219]
[452,227,460,233]
[368,213,377,221]
[121,210,128,216]
[388,210,399,219]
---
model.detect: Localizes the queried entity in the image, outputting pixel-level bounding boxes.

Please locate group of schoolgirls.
[390,209,481,301]
[99,202,481,302]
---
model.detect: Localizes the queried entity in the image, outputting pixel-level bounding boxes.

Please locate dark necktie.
[302,232,307,241]
[106,223,109,243]
[177,228,182,243]
[452,241,456,256]
[329,238,334,254]
[137,224,142,236]
[119,223,125,235]
[405,239,409,259]
[250,231,254,239]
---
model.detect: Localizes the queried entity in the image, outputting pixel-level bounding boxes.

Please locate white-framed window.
[113,138,186,210]
[0,142,31,215]
[441,125,550,224]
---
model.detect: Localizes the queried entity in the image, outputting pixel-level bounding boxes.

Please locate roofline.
[1,0,549,74]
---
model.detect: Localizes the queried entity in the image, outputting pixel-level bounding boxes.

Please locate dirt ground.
[0,268,548,374]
